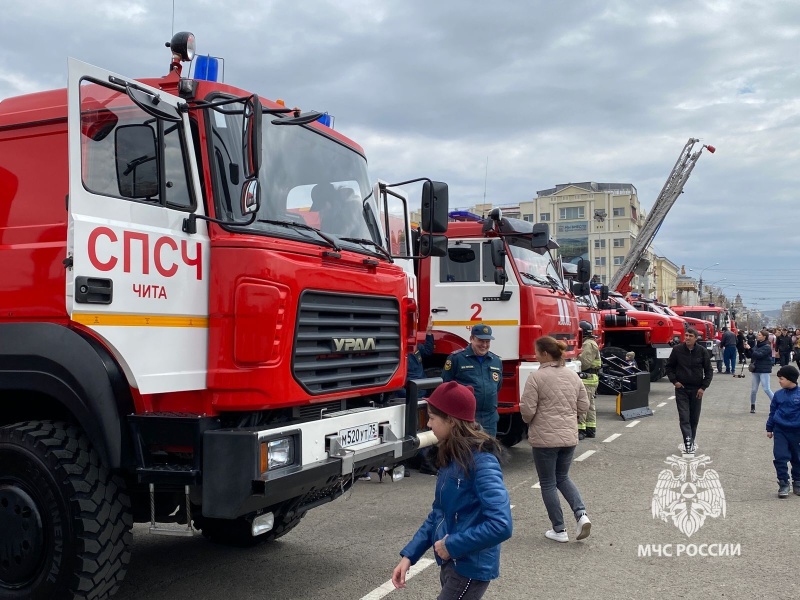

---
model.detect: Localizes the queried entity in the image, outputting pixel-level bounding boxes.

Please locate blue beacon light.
[194,55,221,82]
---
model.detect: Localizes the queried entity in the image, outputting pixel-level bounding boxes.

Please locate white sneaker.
[545,529,568,543]
[576,514,591,540]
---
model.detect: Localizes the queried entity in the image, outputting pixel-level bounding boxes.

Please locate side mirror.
[530,223,550,249]
[115,124,158,198]
[421,181,449,233]
[489,238,506,268]
[494,270,508,286]
[600,285,609,301]
[419,234,448,257]
[240,179,261,215]
[572,282,590,296]
[242,95,262,179]
[576,257,591,283]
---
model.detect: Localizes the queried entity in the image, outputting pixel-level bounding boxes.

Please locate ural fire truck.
[0,34,448,599]
[414,209,587,447]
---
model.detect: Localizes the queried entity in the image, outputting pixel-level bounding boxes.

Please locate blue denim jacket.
[400,451,512,581]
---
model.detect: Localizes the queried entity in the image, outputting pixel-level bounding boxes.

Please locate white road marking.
[603,433,622,443]
[657,402,668,407]
[668,395,675,400]
[574,450,596,462]
[626,420,641,428]
[361,558,436,600]
[510,504,515,509]
[531,482,541,489]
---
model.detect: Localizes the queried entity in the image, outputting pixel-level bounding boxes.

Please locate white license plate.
[657,347,673,359]
[339,423,379,447]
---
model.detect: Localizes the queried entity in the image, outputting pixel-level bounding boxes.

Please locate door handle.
[431,307,448,313]
[75,276,113,304]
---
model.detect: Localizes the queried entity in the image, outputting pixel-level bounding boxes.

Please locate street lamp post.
[690,263,720,303]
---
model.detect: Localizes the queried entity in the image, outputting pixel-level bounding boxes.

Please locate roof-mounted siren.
[166,31,196,75]
[191,55,225,82]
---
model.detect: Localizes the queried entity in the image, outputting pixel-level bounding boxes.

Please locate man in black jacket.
[665,328,714,454]
[776,328,793,367]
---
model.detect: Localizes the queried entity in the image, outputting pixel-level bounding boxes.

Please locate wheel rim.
[0,484,46,588]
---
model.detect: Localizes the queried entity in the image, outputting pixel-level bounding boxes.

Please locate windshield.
[507,237,563,289]
[683,311,720,328]
[612,296,636,311]
[209,103,382,250]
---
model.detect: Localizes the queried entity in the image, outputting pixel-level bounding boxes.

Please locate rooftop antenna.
[483,156,488,217]
[171,0,175,37]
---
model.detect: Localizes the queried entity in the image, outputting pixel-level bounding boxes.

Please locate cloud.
[2,0,799,310]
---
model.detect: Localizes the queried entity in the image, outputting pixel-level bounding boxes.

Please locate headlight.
[672,335,681,344]
[260,437,294,472]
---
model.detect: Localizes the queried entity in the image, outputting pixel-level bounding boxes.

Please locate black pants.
[675,386,702,443]
[780,351,791,367]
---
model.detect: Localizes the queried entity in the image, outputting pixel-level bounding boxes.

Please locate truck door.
[67,58,209,394]
[429,239,520,360]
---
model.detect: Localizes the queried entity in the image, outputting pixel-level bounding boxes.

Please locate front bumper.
[201,403,418,519]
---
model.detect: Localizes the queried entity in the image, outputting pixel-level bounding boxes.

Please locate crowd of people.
[391,320,799,599]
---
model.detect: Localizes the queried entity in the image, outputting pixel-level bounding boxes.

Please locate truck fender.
[0,322,134,469]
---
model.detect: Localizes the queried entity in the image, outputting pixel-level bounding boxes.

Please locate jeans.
[438,560,489,600]
[750,373,774,405]
[532,447,586,533]
[772,426,800,483]
[675,386,702,443]
[723,346,737,372]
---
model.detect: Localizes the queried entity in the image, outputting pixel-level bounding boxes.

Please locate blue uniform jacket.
[766,385,800,432]
[399,451,512,581]
[441,347,502,426]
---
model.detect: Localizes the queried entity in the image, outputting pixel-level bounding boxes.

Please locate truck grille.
[293,291,401,394]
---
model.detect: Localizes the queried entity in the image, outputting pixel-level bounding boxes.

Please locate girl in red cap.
[391,381,512,599]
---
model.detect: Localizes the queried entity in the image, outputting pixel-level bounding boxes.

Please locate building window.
[559,206,585,220]
[594,239,606,249]
[523,214,533,222]
[613,256,624,266]
[540,212,551,222]
[601,275,607,283]
[613,207,625,217]
[595,256,606,266]
[613,238,625,248]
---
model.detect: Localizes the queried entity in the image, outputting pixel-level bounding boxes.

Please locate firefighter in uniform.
[441,323,503,437]
[578,320,601,440]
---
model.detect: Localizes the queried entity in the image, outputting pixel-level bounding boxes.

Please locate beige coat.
[520,362,589,448]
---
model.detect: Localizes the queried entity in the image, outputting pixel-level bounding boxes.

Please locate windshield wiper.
[519,271,553,287]
[338,237,393,262]
[546,274,567,293]
[257,219,341,251]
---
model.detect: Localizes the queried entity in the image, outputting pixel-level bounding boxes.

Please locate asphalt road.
[116,367,798,600]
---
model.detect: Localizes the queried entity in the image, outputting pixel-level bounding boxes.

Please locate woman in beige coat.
[520,336,591,543]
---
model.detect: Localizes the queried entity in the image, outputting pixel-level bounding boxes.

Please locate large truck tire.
[497,414,527,448]
[0,421,132,600]
[198,502,307,547]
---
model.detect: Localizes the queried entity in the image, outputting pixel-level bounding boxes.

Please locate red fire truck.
[414,209,588,447]
[672,304,736,335]
[0,34,448,599]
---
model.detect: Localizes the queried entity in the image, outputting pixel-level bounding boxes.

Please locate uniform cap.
[471,323,494,340]
[777,365,799,384]
[427,381,476,422]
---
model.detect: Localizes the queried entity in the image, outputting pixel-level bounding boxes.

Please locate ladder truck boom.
[610,138,715,294]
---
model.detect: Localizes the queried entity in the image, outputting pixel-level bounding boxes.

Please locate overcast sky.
[3,0,798,311]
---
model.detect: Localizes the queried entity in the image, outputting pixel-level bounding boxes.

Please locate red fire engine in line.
[671,304,737,335]
[0,33,448,599]
[413,209,588,447]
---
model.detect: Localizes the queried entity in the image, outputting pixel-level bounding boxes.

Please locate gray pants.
[532,446,586,532]
[438,560,489,600]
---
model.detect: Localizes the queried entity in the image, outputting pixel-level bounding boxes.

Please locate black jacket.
[750,340,774,373]
[777,334,793,353]
[665,342,713,389]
